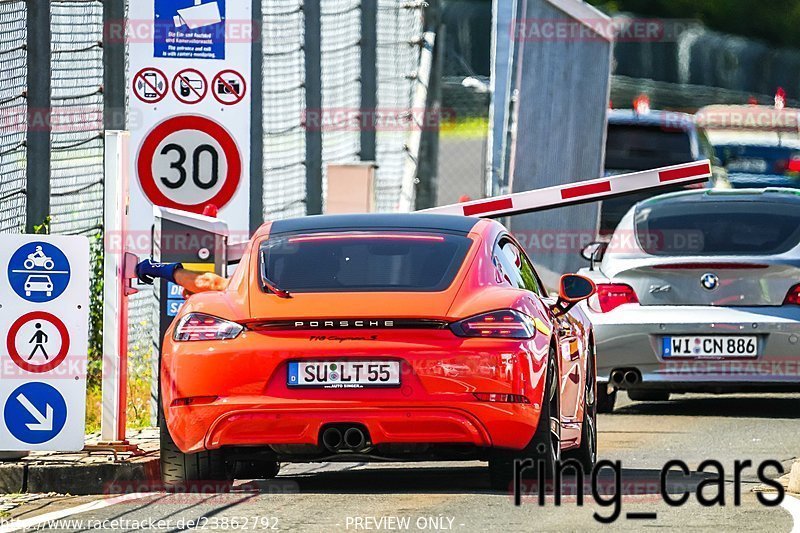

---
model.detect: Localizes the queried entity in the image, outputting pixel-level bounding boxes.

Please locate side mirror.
[580,241,608,271]
[580,241,607,262]
[559,274,596,301]
[550,274,596,317]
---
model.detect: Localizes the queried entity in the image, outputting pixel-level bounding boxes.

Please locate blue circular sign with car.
[7,241,71,302]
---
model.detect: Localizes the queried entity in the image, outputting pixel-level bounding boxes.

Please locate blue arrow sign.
[7,241,71,303]
[4,382,67,444]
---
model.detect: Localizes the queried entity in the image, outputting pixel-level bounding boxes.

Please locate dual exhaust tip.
[321,426,368,453]
[610,368,641,389]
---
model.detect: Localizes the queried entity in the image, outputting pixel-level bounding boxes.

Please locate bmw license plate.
[287,361,401,388]
[662,336,758,358]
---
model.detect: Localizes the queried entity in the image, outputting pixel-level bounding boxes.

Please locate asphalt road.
[3,393,799,532]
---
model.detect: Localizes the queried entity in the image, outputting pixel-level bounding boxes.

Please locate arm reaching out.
[173,268,229,295]
[135,259,229,295]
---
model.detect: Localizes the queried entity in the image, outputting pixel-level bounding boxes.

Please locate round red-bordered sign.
[6,312,70,374]
[211,69,247,106]
[137,115,242,213]
[132,67,168,104]
[172,68,208,105]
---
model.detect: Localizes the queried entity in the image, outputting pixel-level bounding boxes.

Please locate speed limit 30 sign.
[137,115,241,213]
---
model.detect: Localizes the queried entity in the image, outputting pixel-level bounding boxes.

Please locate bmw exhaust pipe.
[344,427,367,451]
[322,427,343,452]
[623,370,640,387]
[610,370,625,388]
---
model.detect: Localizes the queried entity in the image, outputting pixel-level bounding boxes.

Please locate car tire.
[488,347,560,491]
[596,382,616,413]
[160,409,230,487]
[562,346,597,473]
[25,291,30,297]
[627,390,670,402]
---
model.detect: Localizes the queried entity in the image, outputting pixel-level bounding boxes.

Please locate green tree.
[589,0,800,49]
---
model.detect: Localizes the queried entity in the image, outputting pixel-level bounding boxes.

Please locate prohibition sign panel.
[136,115,242,213]
[132,67,168,104]
[172,68,208,105]
[6,311,71,374]
[212,69,247,105]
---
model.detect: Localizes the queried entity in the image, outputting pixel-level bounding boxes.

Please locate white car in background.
[579,188,800,412]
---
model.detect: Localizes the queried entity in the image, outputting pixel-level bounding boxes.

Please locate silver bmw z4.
[579,188,800,412]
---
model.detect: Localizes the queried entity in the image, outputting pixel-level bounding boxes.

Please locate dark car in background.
[600,109,728,234]
[697,104,800,190]
[714,141,800,189]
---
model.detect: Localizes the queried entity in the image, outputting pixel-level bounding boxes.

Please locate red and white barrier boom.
[421,160,712,217]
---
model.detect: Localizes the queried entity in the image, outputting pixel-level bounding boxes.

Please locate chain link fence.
[0,0,26,233]
[262,0,306,220]
[375,0,424,212]
[259,0,425,219]
[437,78,488,206]
[49,0,104,237]
[320,0,361,210]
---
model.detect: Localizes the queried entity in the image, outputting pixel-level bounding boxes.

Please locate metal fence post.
[250,0,264,231]
[25,0,52,233]
[415,0,443,210]
[360,1,377,162]
[304,1,323,215]
[103,0,126,131]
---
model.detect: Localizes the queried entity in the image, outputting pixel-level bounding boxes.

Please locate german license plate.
[662,336,758,358]
[726,158,769,173]
[287,360,401,388]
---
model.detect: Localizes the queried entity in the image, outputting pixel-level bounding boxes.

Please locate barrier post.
[99,131,139,448]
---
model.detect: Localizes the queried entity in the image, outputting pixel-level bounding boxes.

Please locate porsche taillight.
[589,283,639,313]
[450,310,536,339]
[784,284,800,306]
[473,392,530,404]
[174,313,243,342]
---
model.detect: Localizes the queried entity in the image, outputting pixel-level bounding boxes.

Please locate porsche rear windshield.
[635,196,800,256]
[259,231,472,292]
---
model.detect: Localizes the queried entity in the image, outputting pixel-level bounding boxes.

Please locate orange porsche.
[160,214,597,489]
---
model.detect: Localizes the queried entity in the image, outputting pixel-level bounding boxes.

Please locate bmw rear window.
[259,231,472,292]
[634,196,800,256]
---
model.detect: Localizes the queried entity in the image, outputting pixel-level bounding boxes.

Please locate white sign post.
[0,236,89,451]
[127,0,252,242]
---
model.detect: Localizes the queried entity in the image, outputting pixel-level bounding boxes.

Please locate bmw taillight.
[589,283,639,313]
[450,310,536,339]
[784,284,800,305]
[174,313,243,341]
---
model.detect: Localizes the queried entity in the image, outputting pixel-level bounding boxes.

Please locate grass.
[439,117,489,140]
[84,360,154,433]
